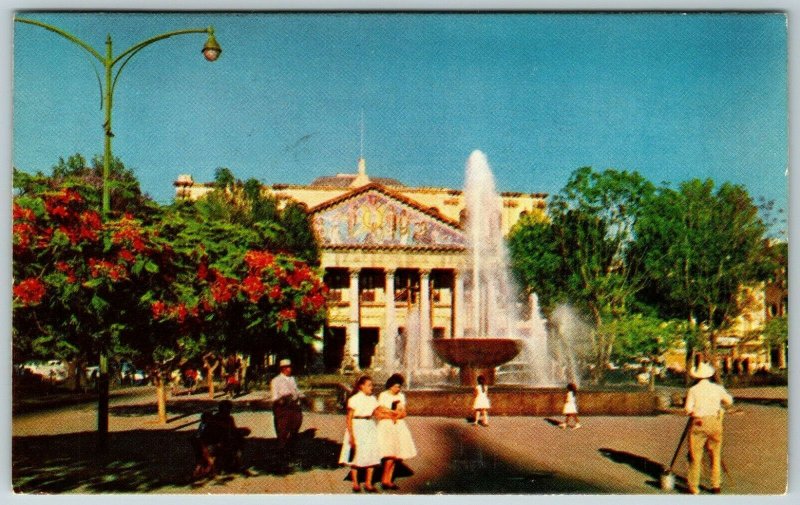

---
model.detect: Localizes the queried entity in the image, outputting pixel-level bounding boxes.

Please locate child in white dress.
[376,373,417,490]
[472,375,490,426]
[338,375,390,492]
[559,382,581,429]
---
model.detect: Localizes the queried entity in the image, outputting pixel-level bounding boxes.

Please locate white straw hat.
[690,362,715,379]
[279,359,292,368]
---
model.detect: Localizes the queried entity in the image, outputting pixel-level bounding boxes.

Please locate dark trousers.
[273,400,303,455]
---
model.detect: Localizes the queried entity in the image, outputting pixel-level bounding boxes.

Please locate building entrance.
[323,327,346,373]
[359,328,380,369]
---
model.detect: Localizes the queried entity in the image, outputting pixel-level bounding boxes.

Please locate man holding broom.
[684,361,734,495]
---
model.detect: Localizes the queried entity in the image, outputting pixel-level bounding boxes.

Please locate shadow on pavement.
[13,427,341,493]
[109,398,269,418]
[598,447,684,491]
[734,397,787,408]
[412,424,607,494]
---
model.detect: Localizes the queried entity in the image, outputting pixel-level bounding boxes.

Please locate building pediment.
[309,184,466,250]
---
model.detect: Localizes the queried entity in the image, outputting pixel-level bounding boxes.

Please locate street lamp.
[15,16,221,448]
[15,16,221,216]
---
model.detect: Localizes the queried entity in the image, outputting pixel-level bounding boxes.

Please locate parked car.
[120,361,148,385]
[22,359,67,383]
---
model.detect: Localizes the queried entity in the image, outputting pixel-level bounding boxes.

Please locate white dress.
[338,392,381,468]
[473,385,491,410]
[562,391,578,415]
[376,391,417,460]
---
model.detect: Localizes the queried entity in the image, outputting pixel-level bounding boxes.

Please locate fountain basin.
[404,387,661,416]
[432,338,522,385]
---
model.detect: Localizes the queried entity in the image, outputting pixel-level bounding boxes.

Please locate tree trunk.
[239,354,249,392]
[588,303,606,385]
[156,372,168,424]
[205,361,218,399]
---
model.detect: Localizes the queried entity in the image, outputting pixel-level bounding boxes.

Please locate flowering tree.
[146,216,328,413]
[12,188,170,382]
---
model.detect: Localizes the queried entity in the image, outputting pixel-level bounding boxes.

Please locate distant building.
[661,279,786,375]
[175,158,547,372]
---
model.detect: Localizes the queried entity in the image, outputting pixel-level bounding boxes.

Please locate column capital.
[384,268,397,278]
[419,268,432,278]
[349,268,361,279]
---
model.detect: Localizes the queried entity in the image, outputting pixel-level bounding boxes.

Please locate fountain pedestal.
[432,338,522,386]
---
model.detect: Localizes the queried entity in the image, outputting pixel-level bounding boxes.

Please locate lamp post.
[15,16,221,448]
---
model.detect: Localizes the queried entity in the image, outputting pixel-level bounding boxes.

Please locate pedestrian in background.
[684,362,733,495]
[472,375,490,426]
[339,375,388,492]
[270,359,303,464]
[377,373,417,490]
[559,382,581,429]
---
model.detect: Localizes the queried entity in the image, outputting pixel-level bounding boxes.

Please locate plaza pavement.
[11,386,787,495]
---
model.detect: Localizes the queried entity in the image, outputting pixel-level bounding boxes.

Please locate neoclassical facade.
[175,158,547,372]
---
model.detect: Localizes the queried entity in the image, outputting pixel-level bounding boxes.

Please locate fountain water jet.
[384,151,583,387]
[381,151,660,416]
[433,151,529,384]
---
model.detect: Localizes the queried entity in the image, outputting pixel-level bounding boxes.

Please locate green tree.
[509,167,655,383]
[508,212,563,308]
[15,153,159,221]
[12,188,174,390]
[279,201,320,265]
[635,179,770,363]
[762,315,788,367]
[603,314,687,390]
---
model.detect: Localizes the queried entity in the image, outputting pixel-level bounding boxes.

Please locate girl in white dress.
[338,375,390,492]
[472,375,490,426]
[559,382,581,429]
[377,373,417,490]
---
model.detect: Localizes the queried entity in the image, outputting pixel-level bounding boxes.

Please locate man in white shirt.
[684,362,734,495]
[270,359,303,460]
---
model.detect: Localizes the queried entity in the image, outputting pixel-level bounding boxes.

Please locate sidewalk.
[12,386,787,494]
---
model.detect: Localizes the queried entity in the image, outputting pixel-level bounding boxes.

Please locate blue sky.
[13,12,788,228]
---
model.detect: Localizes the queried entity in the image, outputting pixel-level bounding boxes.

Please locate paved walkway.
[12,387,788,494]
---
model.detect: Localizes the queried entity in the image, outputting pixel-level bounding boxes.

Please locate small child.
[559,382,581,429]
[472,375,491,426]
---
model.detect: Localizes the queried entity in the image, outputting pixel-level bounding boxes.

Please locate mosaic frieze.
[312,191,465,247]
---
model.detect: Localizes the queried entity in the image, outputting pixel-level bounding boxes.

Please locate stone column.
[384,269,397,368]
[342,268,360,372]
[453,269,465,338]
[419,269,433,368]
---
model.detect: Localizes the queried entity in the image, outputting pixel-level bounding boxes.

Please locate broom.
[660,417,693,491]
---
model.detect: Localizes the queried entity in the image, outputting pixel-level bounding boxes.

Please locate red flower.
[268,285,282,300]
[118,249,135,263]
[13,278,46,306]
[174,303,188,324]
[151,300,167,319]
[13,222,35,250]
[197,262,208,281]
[89,258,127,281]
[244,251,275,272]
[211,275,236,303]
[278,308,297,321]
[287,265,312,288]
[47,204,69,219]
[242,275,265,303]
[13,203,35,222]
[306,293,327,311]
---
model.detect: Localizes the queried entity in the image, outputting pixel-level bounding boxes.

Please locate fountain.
[387,151,660,416]
[430,151,527,385]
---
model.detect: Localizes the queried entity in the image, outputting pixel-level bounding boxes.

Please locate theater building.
[175,158,547,372]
